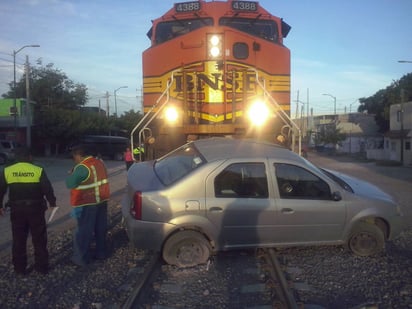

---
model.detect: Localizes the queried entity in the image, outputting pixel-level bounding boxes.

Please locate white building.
[375,101,412,165]
[294,112,381,154]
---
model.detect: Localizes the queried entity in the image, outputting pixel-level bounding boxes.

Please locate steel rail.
[265,248,299,309]
[121,253,161,309]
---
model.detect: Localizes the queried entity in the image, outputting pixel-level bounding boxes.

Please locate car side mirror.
[332,191,342,201]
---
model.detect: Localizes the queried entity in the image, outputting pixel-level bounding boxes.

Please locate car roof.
[190,137,301,162]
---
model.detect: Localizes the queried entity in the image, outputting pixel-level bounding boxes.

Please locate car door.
[205,160,276,249]
[269,162,346,244]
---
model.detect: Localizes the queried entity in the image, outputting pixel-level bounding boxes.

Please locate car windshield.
[320,168,354,193]
[154,143,206,186]
[302,157,353,192]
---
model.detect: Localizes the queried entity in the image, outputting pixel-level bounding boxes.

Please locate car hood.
[326,169,394,203]
[127,161,164,191]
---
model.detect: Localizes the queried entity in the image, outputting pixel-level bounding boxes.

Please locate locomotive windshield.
[219,17,279,42]
[155,18,213,44]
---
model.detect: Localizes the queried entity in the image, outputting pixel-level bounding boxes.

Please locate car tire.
[162,230,211,268]
[347,222,385,256]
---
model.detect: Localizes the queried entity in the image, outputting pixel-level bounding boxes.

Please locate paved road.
[307,152,412,220]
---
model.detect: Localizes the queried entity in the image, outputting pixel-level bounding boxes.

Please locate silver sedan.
[121,138,404,267]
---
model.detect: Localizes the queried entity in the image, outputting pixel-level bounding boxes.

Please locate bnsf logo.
[173,72,257,93]
[143,65,289,103]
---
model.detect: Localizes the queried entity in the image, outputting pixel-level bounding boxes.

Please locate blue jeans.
[71,202,108,266]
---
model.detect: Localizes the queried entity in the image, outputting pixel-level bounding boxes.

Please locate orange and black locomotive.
[134,0,297,158]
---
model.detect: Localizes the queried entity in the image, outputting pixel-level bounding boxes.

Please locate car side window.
[274,163,331,200]
[214,163,268,198]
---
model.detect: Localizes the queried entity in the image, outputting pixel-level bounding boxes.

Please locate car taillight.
[130,191,142,220]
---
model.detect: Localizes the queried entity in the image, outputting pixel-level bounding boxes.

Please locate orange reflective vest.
[70,157,110,207]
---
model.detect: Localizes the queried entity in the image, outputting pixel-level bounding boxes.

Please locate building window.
[406,141,411,151]
[391,142,396,151]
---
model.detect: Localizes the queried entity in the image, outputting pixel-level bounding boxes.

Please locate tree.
[1,61,146,155]
[2,62,88,110]
[1,62,97,154]
[358,73,412,133]
[316,123,346,150]
[33,108,113,154]
[118,109,144,135]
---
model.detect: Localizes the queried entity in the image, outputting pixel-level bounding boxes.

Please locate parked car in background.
[0,140,22,164]
[121,137,404,267]
[69,135,129,161]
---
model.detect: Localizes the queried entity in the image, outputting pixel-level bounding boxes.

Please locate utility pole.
[306,88,310,135]
[25,55,32,148]
[295,90,299,119]
[12,44,40,142]
[400,89,405,165]
[106,91,110,117]
[114,86,128,117]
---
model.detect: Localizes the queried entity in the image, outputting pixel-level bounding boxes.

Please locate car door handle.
[209,207,223,212]
[281,208,295,214]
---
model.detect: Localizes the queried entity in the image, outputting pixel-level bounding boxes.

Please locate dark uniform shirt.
[0,161,56,208]
[0,158,56,274]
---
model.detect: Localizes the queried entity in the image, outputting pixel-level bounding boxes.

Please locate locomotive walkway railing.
[130,69,178,161]
[249,68,302,155]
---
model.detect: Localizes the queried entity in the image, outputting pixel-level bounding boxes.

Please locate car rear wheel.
[347,222,385,256]
[162,230,211,268]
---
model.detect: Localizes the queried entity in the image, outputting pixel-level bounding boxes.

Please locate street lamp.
[322,93,336,115]
[13,44,40,140]
[114,86,128,117]
[397,60,411,165]
[348,100,359,154]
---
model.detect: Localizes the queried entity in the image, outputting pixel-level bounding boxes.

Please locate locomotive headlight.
[247,100,270,126]
[210,35,220,45]
[164,106,179,123]
[208,34,222,58]
[210,46,220,58]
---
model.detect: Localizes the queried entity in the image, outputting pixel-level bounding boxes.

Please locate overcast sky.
[0,0,411,117]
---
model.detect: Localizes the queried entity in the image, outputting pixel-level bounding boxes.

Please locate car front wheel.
[347,222,385,256]
[162,230,211,268]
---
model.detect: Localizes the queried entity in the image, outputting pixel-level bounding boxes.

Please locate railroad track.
[122,248,300,308]
[0,199,303,308]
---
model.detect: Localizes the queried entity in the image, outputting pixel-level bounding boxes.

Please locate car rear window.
[154,144,205,186]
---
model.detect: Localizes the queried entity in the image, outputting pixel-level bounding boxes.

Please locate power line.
[0,57,13,63]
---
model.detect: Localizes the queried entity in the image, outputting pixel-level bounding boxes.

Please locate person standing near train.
[124,147,134,170]
[0,147,57,275]
[66,144,110,269]
[133,144,145,162]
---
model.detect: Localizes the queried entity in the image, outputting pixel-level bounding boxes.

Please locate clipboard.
[47,206,59,223]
